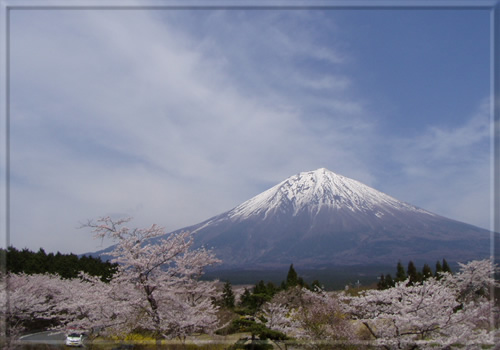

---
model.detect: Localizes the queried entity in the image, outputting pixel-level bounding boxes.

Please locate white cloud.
[9,9,375,253]
[387,99,491,229]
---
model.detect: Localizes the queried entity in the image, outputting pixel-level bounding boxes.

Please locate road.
[18,330,67,345]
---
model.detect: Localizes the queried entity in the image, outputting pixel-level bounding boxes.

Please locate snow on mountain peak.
[227,168,431,221]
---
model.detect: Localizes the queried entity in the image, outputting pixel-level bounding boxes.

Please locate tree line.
[2,246,118,281]
[377,258,452,290]
[220,264,322,315]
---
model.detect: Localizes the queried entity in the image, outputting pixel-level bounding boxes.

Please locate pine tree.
[435,260,443,279]
[396,261,406,282]
[407,261,419,286]
[4,246,117,282]
[385,274,394,288]
[442,259,452,273]
[286,264,299,288]
[266,281,277,295]
[221,281,235,309]
[254,280,267,295]
[240,288,252,307]
[422,264,433,280]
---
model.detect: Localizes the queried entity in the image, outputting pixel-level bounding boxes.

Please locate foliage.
[406,261,421,286]
[377,273,394,290]
[238,282,276,315]
[85,216,221,341]
[4,227,497,350]
[221,281,236,309]
[286,264,299,288]
[2,217,222,345]
[261,287,357,349]
[345,259,498,349]
[235,264,321,316]
[255,259,499,349]
[395,261,406,283]
[3,246,118,281]
[223,318,287,340]
[1,270,118,342]
[284,264,309,289]
[219,317,287,350]
[422,264,432,280]
[379,258,454,290]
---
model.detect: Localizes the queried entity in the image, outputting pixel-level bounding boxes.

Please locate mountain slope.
[169,168,490,268]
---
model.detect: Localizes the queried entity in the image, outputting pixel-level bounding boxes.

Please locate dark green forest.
[1,246,118,282]
[377,258,453,290]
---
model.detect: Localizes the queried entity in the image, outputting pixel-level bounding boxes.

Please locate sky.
[5,4,493,254]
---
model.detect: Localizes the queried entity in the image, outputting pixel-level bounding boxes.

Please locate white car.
[65,332,84,347]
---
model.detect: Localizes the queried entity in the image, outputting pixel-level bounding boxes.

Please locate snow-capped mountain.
[167,168,490,268]
[226,168,432,221]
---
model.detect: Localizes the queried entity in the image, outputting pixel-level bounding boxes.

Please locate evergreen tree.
[395,261,406,282]
[239,280,276,315]
[435,260,443,279]
[407,261,419,286]
[442,259,452,273]
[221,281,235,309]
[422,264,433,280]
[286,264,299,288]
[385,274,394,288]
[4,246,117,281]
[219,318,287,349]
[266,281,277,295]
[254,280,267,295]
[240,288,252,307]
[378,273,395,290]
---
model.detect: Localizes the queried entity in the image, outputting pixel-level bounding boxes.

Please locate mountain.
[166,168,490,268]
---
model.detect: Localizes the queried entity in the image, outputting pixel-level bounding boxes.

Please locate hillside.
[166,168,491,268]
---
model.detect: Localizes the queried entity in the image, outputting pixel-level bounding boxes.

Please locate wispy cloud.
[387,99,491,229]
[10,9,377,253]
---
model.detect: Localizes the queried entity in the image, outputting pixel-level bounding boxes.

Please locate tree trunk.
[143,283,162,339]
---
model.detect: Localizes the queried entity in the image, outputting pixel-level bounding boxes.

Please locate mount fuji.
[164,168,491,268]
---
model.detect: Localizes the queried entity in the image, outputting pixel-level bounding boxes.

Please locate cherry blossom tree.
[0,217,220,346]
[1,270,128,344]
[160,278,219,342]
[85,216,220,341]
[262,287,356,349]
[4,273,65,334]
[344,259,499,350]
[294,288,355,346]
[261,302,300,336]
[53,272,134,335]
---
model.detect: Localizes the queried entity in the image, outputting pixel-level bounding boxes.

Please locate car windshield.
[68,333,81,338]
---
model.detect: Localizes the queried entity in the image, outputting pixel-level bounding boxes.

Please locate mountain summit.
[166,168,490,268]
[226,168,432,222]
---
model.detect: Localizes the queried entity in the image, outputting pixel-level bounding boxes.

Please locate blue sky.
[6,4,493,254]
